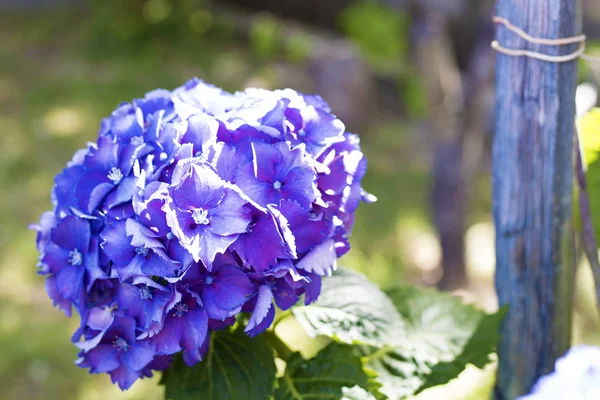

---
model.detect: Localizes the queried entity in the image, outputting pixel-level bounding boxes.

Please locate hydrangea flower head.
[32,78,375,390]
[517,345,600,400]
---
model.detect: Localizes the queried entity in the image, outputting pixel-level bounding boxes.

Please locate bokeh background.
[2,1,600,399]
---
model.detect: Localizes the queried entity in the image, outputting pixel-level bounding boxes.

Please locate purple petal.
[51,215,90,251]
[100,222,136,265]
[105,202,135,220]
[182,312,209,366]
[181,113,218,154]
[109,103,144,142]
[117,284,146,323]
[136,197,170,236]
[85,136,119,172]
[273,279,298,310]
[125,218,163,249]
[211,265,254,310]
[45,276,72,316]
[86,344,120,373]
[280,167,319,209]
[295,239,337,276]
[278,200,333,253]
[31,211,56,251]
[252,142,280,182]
[318,155,348,195]
[171,164,225,210]
[134,89,173,118]
[234,162,273,206]
[41,242,71,275]
[124,341,155,371]
[113,255,145,282]
[231,212,294,272]
[106,176,137,209]
[209,142,244,182]
[53,165,84,214]
[151,317,184,356]
[55,264,84,300]
[87,306,115,331]
[208,188,251,236]
[76,173,114,214]
[302,272,322,304]
[244,285,274,337]
[85,237,107,291]
[109,364,142,391]
[195,231,239,268]
[141,252,180,277]
[201,287,234,321]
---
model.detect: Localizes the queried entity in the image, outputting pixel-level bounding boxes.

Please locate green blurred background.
[2,1,600,399]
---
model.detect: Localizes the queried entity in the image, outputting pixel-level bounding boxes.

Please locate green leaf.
[341,386,378,400]
[414,306,507,394]
[292,268,402,347]
[578,108,600,241]
[362,287,505,399]
[274,343,384,400]
[162,329,276,400]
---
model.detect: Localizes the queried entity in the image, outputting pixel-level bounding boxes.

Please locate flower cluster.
[32,78,374,389]
[518,345,600,400]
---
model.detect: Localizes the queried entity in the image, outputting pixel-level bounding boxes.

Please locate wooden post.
[493,1,578,399]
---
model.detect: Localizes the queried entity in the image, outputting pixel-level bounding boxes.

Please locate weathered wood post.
[493,1,578,399]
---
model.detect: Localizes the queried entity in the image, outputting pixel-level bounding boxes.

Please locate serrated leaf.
[274,343,384,400]
[162,329,276,400]
[414,306,506,394]
[342,385,378,400]
[292,268,402,347]
[362,287,505,399]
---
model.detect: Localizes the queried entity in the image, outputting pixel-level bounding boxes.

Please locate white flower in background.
[576,83,598,119]
[518,345,600,400]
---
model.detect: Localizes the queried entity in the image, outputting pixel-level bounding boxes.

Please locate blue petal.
[100,222,136,265]
[51,215,90,252]
[211,265,254,310]
[110,363,142,391]
[124,341,155,371]
[181,113,218,154]
[86,344,120,373]
[181,309,209,366]
[106,176,137,209]
[55,264,84,300]
[76,172,114,214]
[86,136,119,172]
[295,239,337,276]
[244,285,274,337]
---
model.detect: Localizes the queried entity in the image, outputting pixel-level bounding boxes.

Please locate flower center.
[130,136,144,146]
[69,249,83,266]
[192,208,210,225]
[113,337,130,352]
[107,167,123,185]
[205,275,214,285]
[297,129,306,138]
[273,181,282,190]
[135,247,150,257]
[139,286,152,300]
[174,303,189,317]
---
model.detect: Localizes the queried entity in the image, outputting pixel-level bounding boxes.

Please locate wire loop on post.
[491,16,600,63]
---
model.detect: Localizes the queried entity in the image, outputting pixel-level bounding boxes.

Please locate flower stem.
[264,330,293,362]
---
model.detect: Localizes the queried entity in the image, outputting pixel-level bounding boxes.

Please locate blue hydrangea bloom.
[518,345,600,400]
[32,78,375,390]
